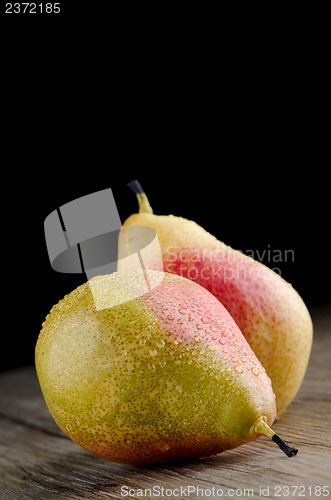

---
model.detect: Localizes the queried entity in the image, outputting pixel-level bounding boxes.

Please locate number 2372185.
[5,3,60,14]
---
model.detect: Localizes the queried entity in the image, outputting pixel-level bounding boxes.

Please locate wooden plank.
[0,305,330,499]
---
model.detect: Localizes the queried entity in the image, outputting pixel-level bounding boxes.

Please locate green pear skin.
[119,182,313,418]
[35,270,291,466]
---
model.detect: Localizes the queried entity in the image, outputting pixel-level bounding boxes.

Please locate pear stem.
[254,418,298,458]
[271,434,298,457]
[127,180,153,214]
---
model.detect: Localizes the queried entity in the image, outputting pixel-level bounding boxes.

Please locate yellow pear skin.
[35,270,297,465]
[119,181,313,418]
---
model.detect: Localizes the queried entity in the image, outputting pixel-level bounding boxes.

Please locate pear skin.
[35,270,297,465]
[118,181,313,418]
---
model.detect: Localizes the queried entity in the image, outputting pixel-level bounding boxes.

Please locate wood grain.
[0,305,330,499]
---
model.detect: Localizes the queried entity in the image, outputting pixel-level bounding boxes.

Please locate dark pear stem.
[128,179,144,195]
[272,434,298,457]
[254,417,298,458]
[127,180,153,214]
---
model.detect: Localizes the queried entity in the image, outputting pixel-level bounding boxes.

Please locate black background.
[1,8,330,372]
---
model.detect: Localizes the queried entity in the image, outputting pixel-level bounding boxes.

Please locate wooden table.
[1,305,330,499]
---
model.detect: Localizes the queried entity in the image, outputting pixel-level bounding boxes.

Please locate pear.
[118,181,313,418]
[35,270,297,465]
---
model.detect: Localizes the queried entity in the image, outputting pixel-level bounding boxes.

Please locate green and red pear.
[35,270,297,465]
